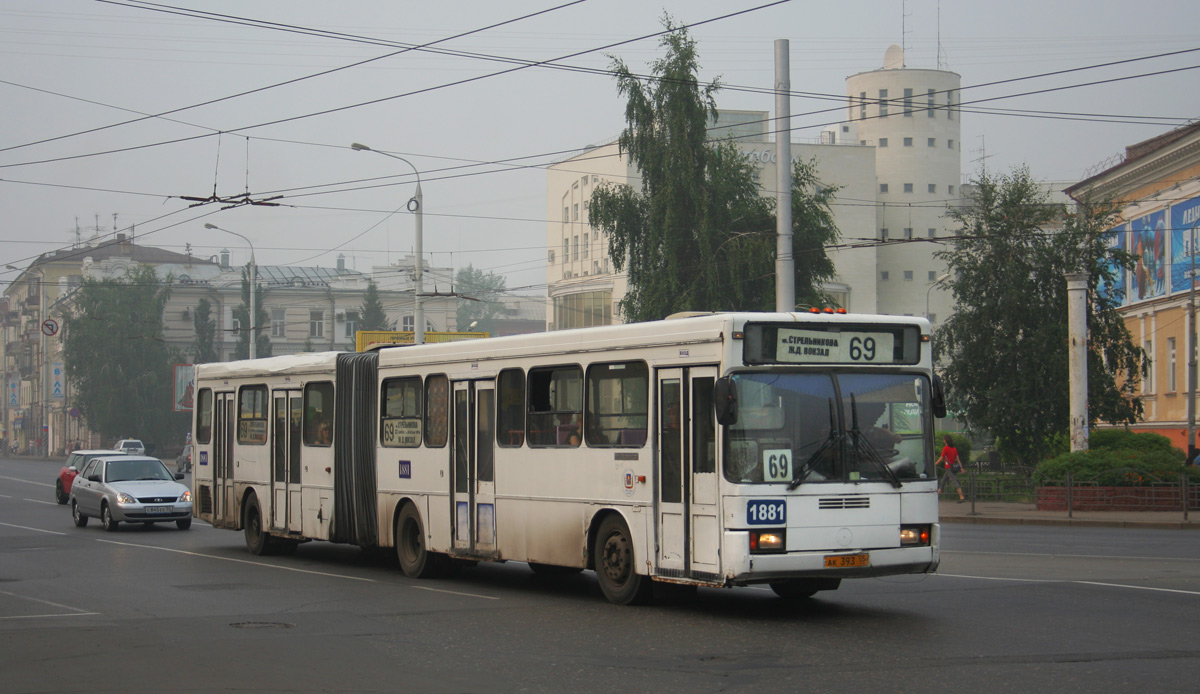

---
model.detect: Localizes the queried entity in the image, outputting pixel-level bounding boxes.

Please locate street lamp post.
[204,223,257,359]
[351,142,424,345]
[926,273,951,321]
[1188,220,1200,464]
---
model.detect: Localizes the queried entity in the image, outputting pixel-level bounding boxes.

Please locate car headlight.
[179,490,191,503]
[116,491,138,505]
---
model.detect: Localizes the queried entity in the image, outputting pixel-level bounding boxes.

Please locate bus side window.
[527,366,582,448]
[380,377,422,448]
[424,374,449,448]
[585,361,648,447]
[195,388,213,444]
[497,368,525,447]
[303,381,334,447]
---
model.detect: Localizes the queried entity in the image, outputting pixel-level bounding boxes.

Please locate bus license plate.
[145,506,171,514]
[824,553,869,568]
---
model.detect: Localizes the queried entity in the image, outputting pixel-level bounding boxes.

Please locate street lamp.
[926,273,951,322]
[351,142,424,345]
[204,223,258,359]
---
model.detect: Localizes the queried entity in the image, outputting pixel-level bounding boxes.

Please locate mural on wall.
[1170,195,1200,296]
[1100,226,1125,305]
[1130,210,1167,301]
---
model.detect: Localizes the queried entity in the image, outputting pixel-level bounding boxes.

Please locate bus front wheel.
[594,515,653,605]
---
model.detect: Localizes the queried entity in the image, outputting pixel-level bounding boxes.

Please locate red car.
[55,449,120,504]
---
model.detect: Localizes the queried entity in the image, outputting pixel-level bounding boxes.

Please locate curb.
[940,515,1199,530]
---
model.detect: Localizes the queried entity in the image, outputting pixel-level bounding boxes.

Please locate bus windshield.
[723,372,934,485]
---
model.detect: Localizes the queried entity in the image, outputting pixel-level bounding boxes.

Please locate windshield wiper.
[846,393,902,489]
[789,399,840,490]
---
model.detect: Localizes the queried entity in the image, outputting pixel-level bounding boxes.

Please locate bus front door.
[656,367,720,579]
[451,380,497,558]
[271,391,303,534]
[213,391,235,528]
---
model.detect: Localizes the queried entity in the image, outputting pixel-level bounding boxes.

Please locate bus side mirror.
[932,374,947,419]
[714,376,738,426]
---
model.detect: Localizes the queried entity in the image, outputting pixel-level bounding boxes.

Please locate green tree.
[62,266,189,448]
[190,297,219,363]
[358,280,392,331]
[232,268,271,360]
[588,20,839,321]
[934,166,1146,467]
[455,264,507,335]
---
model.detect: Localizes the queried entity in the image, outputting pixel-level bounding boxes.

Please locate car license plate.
[146,506,172,514]
[824,553,869,568]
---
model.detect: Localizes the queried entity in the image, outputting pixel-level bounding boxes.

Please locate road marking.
[0,475,52,488]
[937,573,1200,595]
[411,585,499,600]
[94,539,378,582]
[945,550,1200,563]
[0,589,98,619]
[0,522,67,536]
[24,498,59,506]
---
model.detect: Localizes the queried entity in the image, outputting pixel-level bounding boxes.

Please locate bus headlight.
[900,525,931,546]
[749,530,786,553]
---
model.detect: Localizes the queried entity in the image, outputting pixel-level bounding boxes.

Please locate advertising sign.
[173,364,195,412]
[1170,196,1200,295]
[1099,225,1126,305]
[1130,210,1166,301]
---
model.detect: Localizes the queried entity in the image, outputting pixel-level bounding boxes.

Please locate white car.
[115,439,145,456]
[69,455,192,531]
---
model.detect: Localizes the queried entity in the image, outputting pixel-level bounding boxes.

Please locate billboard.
[173,364,195,412]
[1170,196,1200,296]
[1130,209,1166,302]
[1099,225,1125,306]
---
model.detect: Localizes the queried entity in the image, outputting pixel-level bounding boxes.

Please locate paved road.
[2,457,1198,693]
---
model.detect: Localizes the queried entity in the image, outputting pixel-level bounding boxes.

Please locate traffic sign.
[41,319,59,336]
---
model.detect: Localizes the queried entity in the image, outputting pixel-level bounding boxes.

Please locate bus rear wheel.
[395,504,446,578]
[769,578,841,599]
[243,495,271,555]
[594,515,652,605]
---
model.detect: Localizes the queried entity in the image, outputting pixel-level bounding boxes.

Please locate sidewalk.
[939,498,1199,530]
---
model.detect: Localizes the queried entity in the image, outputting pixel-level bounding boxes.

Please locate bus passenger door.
[451,380,497,557]
[656,367,721,578]
[213,392,235,527]
[271,390,303,534]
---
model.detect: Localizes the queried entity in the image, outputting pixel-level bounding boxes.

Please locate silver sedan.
[69,455,193,531]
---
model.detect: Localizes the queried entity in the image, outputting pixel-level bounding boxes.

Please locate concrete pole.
[1188,222,1197,463]
[413,182,424,345]
[774,39,794,313]
[1066,273,1089,452]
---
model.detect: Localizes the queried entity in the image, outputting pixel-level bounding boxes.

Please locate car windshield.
[723,372,934,485]
[105,460,171,483]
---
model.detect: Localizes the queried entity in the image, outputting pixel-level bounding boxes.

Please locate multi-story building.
[1066,121,1200,451]
[1,234,459,455]
[546,47,962,329]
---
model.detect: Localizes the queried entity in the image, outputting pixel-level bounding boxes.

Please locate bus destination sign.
[776,328,894,364]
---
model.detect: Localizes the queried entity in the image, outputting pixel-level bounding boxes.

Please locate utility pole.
[1066,273,1089,451]
[774,39,794,312]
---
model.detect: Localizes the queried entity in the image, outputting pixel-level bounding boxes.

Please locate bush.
[935,430,971,465]
[1034,429,1197,486]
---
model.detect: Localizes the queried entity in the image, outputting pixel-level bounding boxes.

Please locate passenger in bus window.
[316,420,332,446]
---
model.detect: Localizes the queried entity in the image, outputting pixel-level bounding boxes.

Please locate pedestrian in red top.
[935,435,965,502]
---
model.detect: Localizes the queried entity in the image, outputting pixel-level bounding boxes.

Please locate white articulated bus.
[191,311,945,604]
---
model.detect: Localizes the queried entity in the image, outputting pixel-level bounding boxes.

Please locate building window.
[948,185,955,195]
[572,235,579,261]
[903,137,913,147]
[879,137,888,147]
[928,271,937,281]
[271,309,285,337]
[948,139,955,150]
[928,228,937,238]
[572,203,579,221]
[880,183,889,193]
[903,88,913,116]
[1143,340,1154,394]
[878,89,888,117]
[402,315,413,331]
[1168,337,1177,392]
[548,249,555,264]
[881,271,889,281]
[582,234,589,258]
[928,137,936,147]
[593,260,601,275]
[344,310,359,339]
[553,290,613,331]
[562,238,569,262]
[309,310,324,338]
[947,89,955,120]
[859,91,867,120]
[562,207,569,224]
[904,270,914,281]
[904,228,913,240]
[929,184,937,193]
[927,88,936,117]
[880,228,889,241]
[904,183,914,193]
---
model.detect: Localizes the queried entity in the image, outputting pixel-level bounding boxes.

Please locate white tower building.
[845,45,962,324]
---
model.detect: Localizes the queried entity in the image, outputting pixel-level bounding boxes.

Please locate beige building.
[1066,122,1200,452]
[546,47,963,330]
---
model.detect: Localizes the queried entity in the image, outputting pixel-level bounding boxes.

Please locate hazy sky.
[2,0,1197,295]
